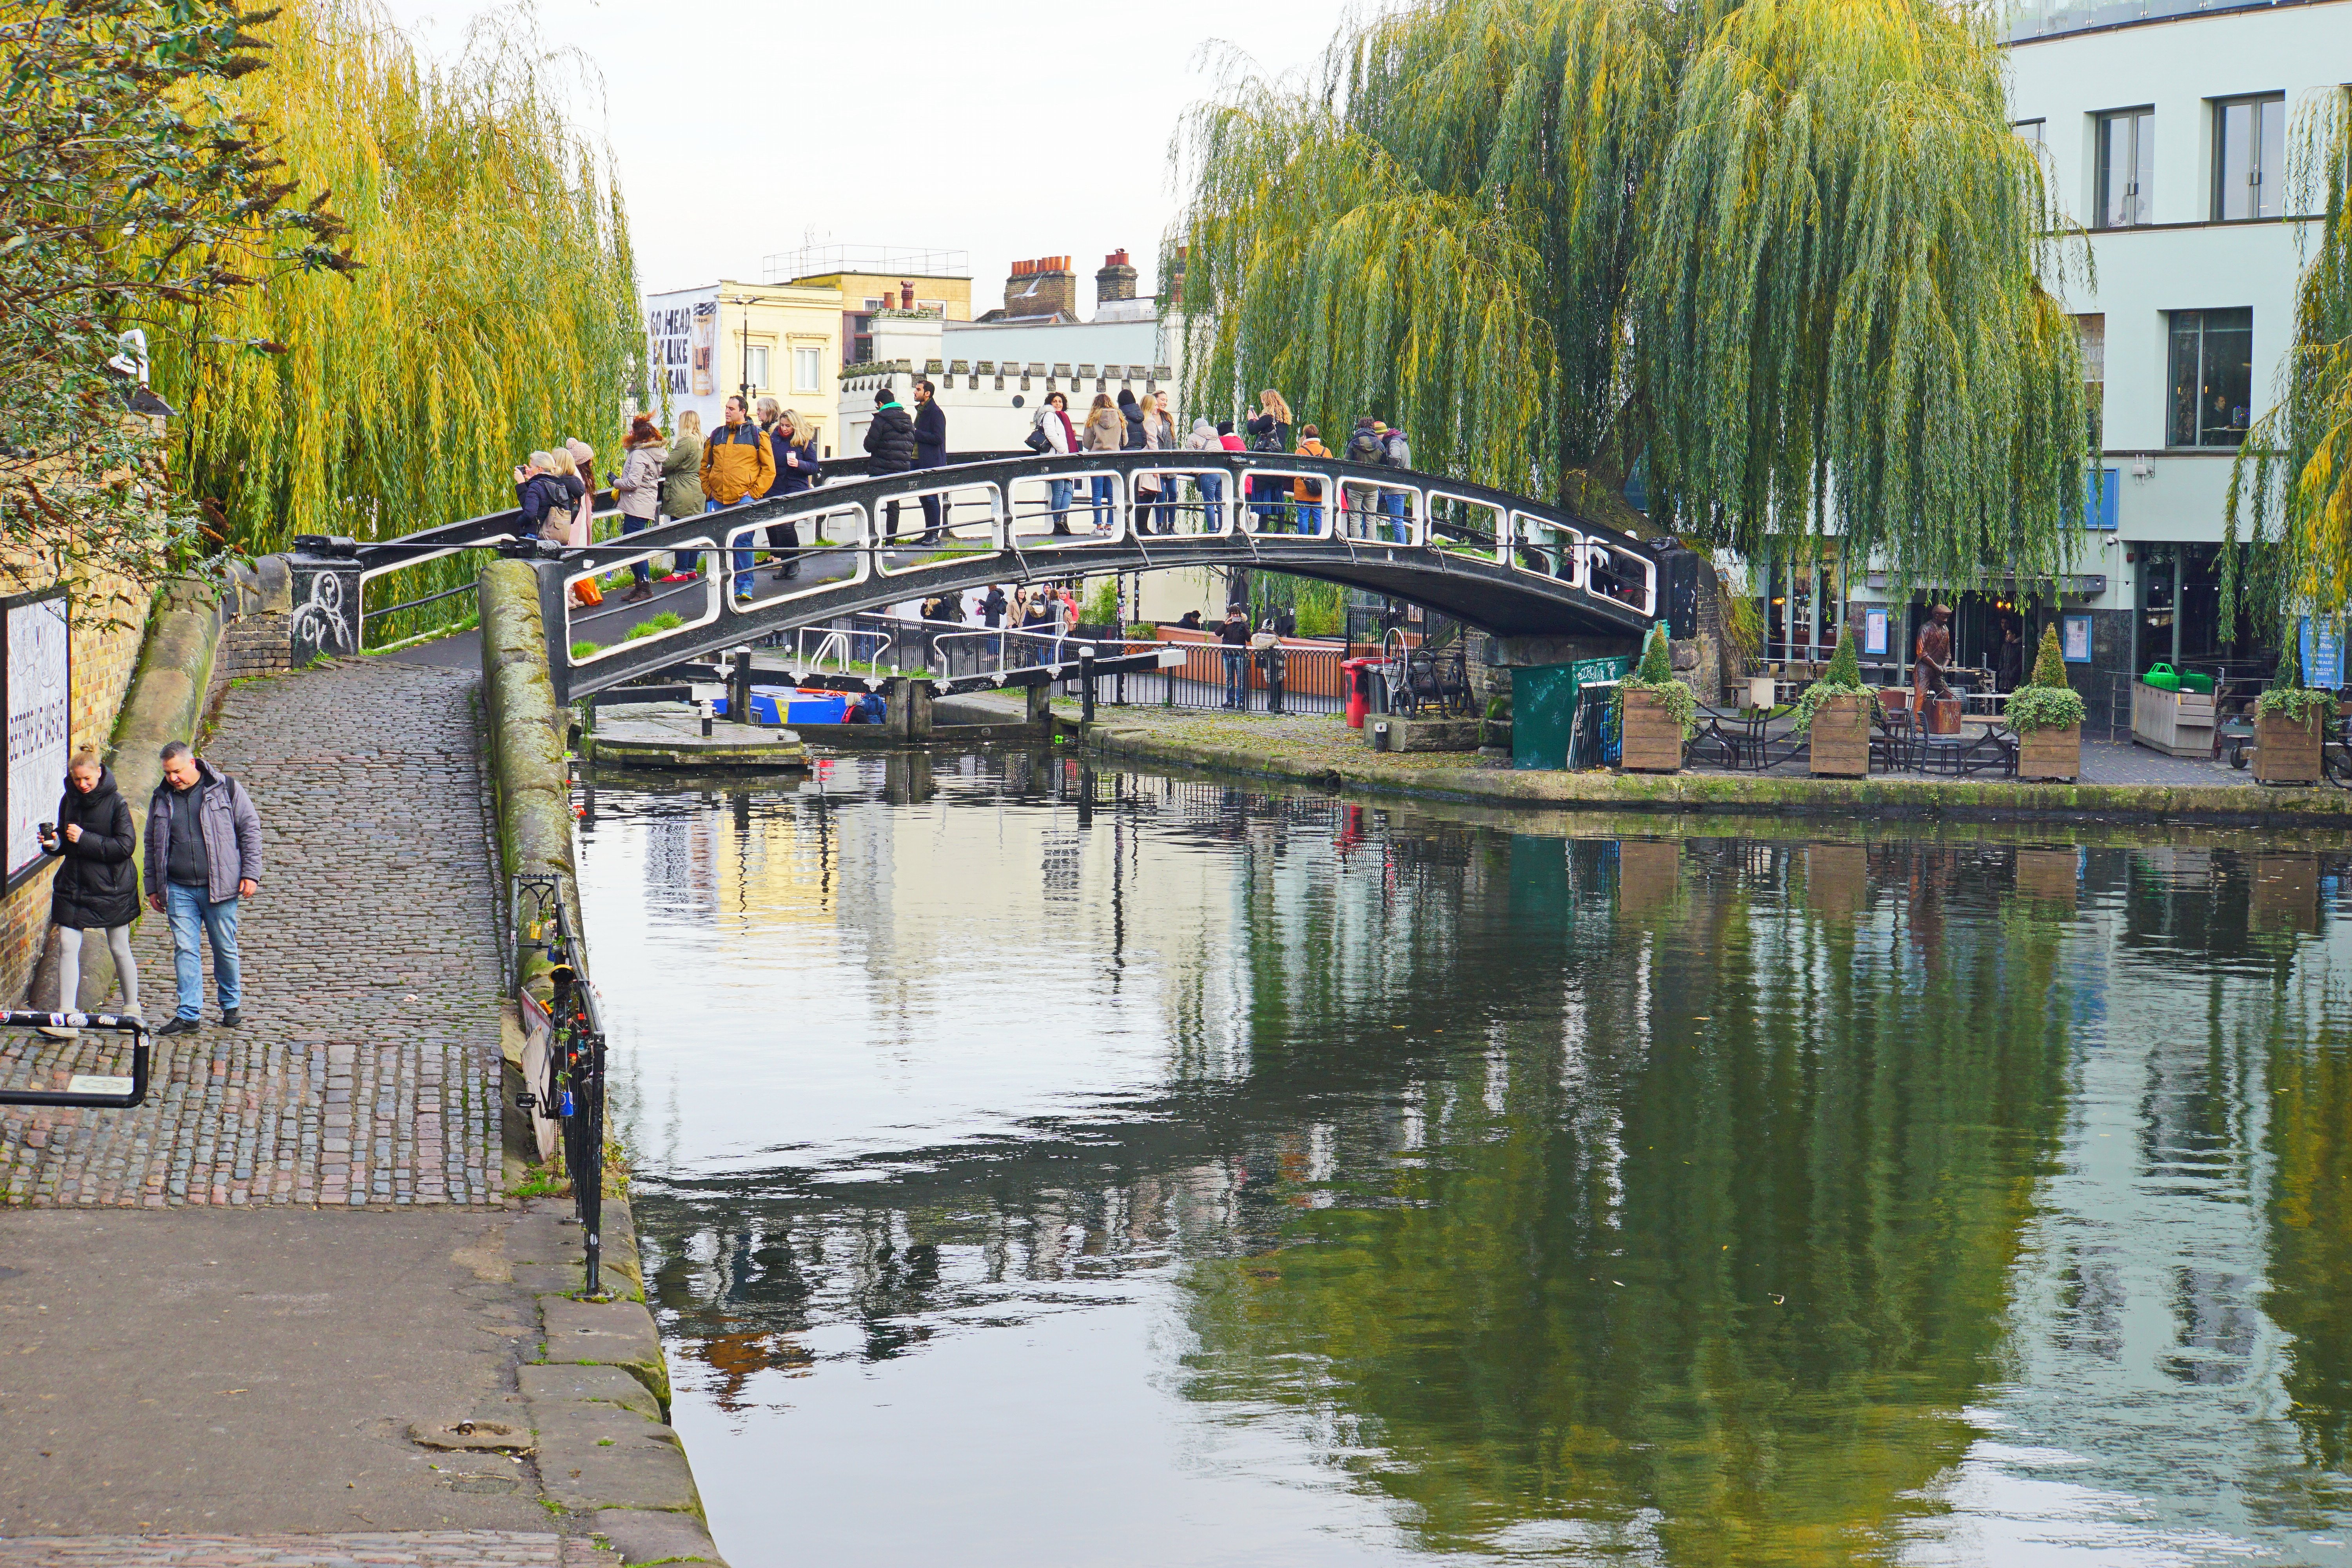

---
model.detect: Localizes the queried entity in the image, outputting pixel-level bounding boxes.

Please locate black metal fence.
[511,874,608,1296]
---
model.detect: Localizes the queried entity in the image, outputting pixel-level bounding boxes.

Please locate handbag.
[1024,421,1052,454]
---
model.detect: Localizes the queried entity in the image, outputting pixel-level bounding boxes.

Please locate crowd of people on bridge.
[515,382,1427,620]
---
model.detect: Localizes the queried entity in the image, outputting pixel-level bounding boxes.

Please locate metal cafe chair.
[1871,706,1924,772]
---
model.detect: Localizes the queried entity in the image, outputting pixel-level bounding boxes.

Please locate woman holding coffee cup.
[36,749,141,1038]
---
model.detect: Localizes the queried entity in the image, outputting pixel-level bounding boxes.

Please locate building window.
[2014,117,2046,147]
[2096,108,2154,228]
[793,346,821,392]
[2166,308,2252,448]
[2076,313,2105,444]
[2214,95,2285,220]
[742,344,769,392]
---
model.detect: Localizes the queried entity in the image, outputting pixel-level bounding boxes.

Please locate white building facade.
[1760,0,2348,729]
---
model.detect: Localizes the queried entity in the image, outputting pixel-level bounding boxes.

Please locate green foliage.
[2257,685,2337,723]
[1792,624,1875,735]
[1175,0,2091,590]
[2029,624,2067,688]
[0,0,355,621]
[1620,626,1697,736]
[2227,89,2352,621]
[571,640,600,660]
[1722,592,1765,671]
[152,0,642,641]
[622,612,682,641]
[2273,636,2303,692]
[2005,683,2083,735]
[2007,624,2084,732]
[1636,624,1674,683]
[1083,577,1120,627]
[1822,622,1862,688]
[1247,573,1346,637]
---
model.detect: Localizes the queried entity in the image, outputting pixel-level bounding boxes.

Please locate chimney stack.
[1095,248,1138,305]
[1002,255,1076,318]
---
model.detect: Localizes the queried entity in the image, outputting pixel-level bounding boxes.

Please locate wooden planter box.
[1619,688,1685,773]
[1808,695,1871,777]
[2253,708,2325,784]
[2017,724,2081,782]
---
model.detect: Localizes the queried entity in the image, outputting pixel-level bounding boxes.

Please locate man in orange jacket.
[701,396,776,601]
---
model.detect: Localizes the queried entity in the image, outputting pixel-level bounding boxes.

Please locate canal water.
[575,751,2352,1566]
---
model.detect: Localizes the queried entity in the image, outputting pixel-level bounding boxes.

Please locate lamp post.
[730,294,756,408]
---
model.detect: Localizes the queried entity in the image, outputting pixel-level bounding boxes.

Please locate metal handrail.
[512,873,607,1297]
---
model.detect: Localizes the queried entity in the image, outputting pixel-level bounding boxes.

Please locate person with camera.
[34,750,141,1038]
[144,740,263,1037]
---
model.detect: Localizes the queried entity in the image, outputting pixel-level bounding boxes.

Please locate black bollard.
[1080,649,1096,725]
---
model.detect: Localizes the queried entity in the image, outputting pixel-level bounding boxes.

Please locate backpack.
[1378,430,1411,468]
[1345,428,1382,464]
[1249,420,1286,454]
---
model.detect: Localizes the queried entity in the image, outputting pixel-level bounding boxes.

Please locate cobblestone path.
[0,1531,615,1566]
[0,661,505,1207]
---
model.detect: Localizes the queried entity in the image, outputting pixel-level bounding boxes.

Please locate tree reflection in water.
[590,762,2352,1564]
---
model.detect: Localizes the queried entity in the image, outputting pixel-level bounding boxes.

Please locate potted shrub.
[2254,642,2332,785]
[2007,625,2086,781]
[1792,624,1875,777]
[1617,626,1695,773]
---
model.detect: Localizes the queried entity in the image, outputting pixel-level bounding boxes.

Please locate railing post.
[1080,648,1096,724]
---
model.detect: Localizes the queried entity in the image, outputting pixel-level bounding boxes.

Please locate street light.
[730,294,756,408]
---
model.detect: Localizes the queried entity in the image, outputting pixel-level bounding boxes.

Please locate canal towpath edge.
[0,577,724,1563]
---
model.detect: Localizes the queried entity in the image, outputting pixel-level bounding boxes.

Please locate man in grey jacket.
[144,741,263,1036]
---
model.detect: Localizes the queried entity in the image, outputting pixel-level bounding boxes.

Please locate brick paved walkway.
[0,661,505,1207]
[0,1531,614,1566]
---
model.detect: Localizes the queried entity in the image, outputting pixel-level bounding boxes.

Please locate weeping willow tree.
[1175,0,2091,594]
[2227,89,2352,630]
[152,0,641,637]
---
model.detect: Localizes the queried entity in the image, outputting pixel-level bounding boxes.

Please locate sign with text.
[2300,617,2345,689]
[5,592,70,885]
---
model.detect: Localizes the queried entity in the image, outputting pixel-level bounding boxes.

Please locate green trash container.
[2179,671,2215,694]
[2143,662,2182,691]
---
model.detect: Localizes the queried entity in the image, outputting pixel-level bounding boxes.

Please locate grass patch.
[571,640,600,660]
[622,612,684,641]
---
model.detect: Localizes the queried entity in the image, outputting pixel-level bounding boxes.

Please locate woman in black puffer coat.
[38,750,141,1033]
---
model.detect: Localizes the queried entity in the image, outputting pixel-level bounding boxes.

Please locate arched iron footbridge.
[321,450,1697,702]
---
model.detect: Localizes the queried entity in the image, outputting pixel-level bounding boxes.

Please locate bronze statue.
[1914,604,1955,700]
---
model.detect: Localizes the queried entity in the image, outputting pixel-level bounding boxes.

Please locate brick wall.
[222,612,292,678]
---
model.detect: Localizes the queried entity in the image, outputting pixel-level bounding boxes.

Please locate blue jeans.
[1198,472,1225,528]
[1090,476,1115,531]
[713,498,754,593]
[1298,503,1322,534]
[166,882,241,1021]
[1047,477,1074,530]
[621,514,652,584]
[1223,649,1249,708]
[1382,490,1408,541]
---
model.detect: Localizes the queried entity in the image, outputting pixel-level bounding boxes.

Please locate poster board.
[4,590,71,888]
[2061,613,2092,665]
[2300,617,2345,689]
[1862,607,1889,657]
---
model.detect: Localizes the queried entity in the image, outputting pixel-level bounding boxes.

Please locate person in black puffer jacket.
[864,388,918,541]
[37,750,141,1033]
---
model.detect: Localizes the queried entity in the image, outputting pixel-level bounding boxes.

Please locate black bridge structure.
[318,450,1695,703]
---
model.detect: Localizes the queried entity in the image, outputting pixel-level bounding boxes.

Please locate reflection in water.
[575,752,2352,1566]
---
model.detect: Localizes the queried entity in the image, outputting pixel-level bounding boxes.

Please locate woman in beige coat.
[1081,393,1123,532]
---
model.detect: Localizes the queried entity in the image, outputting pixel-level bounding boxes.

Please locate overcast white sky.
[376,0,1359,308]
